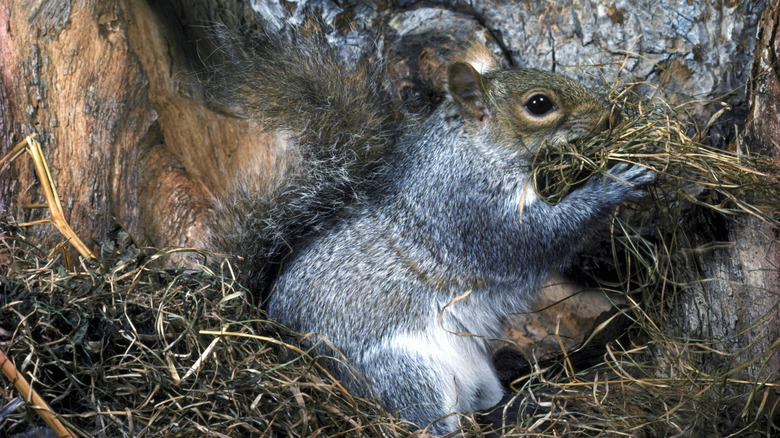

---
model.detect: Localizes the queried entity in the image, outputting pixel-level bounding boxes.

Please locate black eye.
[524,93,555,116]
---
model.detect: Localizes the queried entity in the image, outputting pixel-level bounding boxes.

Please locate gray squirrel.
[205,19,655,435]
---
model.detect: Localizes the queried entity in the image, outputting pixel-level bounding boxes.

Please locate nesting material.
[0,232,403,437]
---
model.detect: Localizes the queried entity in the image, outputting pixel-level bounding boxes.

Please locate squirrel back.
[206,20,654,434]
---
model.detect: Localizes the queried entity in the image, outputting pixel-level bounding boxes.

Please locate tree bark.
[1,0,157,251]
[673,0,780,386]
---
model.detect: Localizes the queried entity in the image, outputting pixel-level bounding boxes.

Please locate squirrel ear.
[448,61,491,124]
[461,43,500,74]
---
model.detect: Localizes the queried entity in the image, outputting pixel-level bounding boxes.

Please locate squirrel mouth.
[531,136,607,203]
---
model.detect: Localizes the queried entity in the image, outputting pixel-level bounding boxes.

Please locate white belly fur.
[387,317,505,414]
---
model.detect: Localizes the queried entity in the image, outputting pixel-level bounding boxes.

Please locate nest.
[2,77,779,437]
[0,229,409,437]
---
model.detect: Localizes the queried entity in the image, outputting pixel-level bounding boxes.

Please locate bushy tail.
[203,21,399,296]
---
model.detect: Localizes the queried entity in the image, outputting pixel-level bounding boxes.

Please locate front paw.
[592,162,656,202]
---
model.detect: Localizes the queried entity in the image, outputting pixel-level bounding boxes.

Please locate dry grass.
[0,229,406,437]
[2,76,779,437]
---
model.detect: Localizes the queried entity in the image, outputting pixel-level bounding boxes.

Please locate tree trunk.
[656,0,780,396]
[0,0,766,250]
[675,0,780,386]
[1,0,156,250]
[0,0,212,260]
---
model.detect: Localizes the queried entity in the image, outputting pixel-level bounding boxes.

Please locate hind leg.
[353,348,461,434]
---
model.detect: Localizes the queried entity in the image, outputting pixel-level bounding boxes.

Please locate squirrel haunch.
[206,23,654,434]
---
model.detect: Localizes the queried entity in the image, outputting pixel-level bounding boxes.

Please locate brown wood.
[2,135,95,262]
[0,0,156,252]
[664,0,780,389]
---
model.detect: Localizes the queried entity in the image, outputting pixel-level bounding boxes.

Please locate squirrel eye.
[524,93,556,116]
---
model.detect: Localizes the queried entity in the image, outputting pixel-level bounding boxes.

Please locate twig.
[179,337,220,382]
[0,349,78,438]
[0,134,96,260]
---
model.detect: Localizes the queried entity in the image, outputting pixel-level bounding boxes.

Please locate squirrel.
[204,17,655,435]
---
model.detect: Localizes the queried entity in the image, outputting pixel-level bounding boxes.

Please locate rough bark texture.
[0,0,776,412]
[671,0,780,387]
[0,0,156,251]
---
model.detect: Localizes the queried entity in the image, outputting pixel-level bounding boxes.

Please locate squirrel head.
[447,45,614,155]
